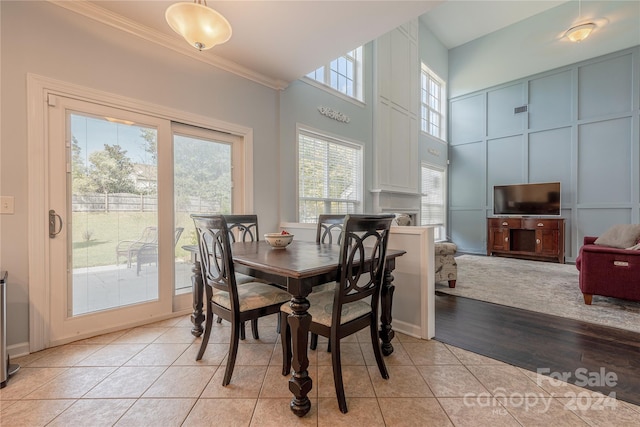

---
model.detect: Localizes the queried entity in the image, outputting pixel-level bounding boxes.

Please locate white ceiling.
[420,0,568,48]
[51,0,571,89]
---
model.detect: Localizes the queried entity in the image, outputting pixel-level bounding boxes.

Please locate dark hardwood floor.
[434,292,640,406]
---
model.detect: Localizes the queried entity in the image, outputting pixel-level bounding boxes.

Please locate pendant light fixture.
[165,0,232,51]
[564,0,596,42]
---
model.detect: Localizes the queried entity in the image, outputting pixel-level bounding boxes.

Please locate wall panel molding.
[448,47,640,261]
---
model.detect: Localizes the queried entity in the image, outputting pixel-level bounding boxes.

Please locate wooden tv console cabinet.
[487,217,565,263]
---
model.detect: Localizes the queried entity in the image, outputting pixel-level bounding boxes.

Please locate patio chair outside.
[115,226,158,268]
[136,227,185,275]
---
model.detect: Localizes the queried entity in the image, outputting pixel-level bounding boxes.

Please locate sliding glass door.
[172,124,242,295]
[48,96,172,343]
[46,95,246,345]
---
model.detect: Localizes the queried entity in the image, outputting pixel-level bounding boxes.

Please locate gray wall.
[1,1,280,348]
[448,47,640,261]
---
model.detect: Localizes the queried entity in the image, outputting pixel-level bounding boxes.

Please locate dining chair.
[220,214,280,339]
[280,213,394,413]
[316,214,346,245]
[311,214,346,350]
[192,214,291,386]
[223,214,259,244]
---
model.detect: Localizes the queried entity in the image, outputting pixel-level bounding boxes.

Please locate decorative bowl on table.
[264,232,294,249]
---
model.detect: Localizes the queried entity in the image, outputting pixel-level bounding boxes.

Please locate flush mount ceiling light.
[165,1,232,51]
[564,22,596,42]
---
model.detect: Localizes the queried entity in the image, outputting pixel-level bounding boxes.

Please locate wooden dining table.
[185,240,406,417]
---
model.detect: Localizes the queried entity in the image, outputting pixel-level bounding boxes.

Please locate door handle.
[49,209,63,238]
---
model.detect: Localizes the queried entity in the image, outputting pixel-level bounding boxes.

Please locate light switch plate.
[1,196,14,214]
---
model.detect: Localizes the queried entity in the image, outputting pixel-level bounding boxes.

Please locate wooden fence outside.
[72,193,219,212]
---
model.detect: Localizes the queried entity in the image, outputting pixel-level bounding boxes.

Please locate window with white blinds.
[298,129,363,223]
[421,164,446,241]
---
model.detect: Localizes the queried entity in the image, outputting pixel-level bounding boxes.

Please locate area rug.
[436,254,640,334]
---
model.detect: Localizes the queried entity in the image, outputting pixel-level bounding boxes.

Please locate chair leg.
[219,317,247,339]
[583,293,593,305]
[370,317,389,380]
[196,302,214,361]
[330,336,348,413]
[310,333,318,350]
[223,321,241,386]
[251,319,259,339]
[276,314,281,334]
[280,312,292,376]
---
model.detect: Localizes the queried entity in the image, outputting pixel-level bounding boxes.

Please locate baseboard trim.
[8,341,30,359]
[392,319,429,340]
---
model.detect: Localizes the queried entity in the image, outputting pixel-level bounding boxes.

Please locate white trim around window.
[303,46,365,105]
[27,73,254,351]
[420,63,447,142]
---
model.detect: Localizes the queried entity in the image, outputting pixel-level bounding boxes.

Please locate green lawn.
[72,211,197,268]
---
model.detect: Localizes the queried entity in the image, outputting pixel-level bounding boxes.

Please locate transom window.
[421,64,446,140]
[297,128,363,223]
[305,47,363,101]
[421,163,446,241]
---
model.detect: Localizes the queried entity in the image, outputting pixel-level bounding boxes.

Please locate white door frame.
[27,74,254,351]
[48,96,173,345]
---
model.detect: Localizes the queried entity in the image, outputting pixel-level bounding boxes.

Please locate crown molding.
[47,0,288,90]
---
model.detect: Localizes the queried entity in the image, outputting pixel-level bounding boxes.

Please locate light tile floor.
[2,314,640,426]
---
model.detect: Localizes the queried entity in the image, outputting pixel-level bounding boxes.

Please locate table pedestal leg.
[288,296,312,417]
[379,267,395,356]
[190,259,205,337]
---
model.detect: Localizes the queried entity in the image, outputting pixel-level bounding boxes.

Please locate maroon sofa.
[576,236,640,304]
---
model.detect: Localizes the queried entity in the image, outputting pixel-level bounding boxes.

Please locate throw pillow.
[594,224,640,249]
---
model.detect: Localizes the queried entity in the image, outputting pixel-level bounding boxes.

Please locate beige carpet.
[436,254,640,334]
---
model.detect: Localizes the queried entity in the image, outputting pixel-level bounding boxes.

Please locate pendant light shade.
[165,1,232,51]
[564,22,596,42]
[563,0,597,43]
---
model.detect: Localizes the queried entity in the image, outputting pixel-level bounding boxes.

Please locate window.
[305,47,363,101]
[298,128,363,223]
[421,163,446,241]
[421,64,446,140]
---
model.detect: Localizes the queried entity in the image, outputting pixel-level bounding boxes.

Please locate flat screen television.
[493,182,561,216]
